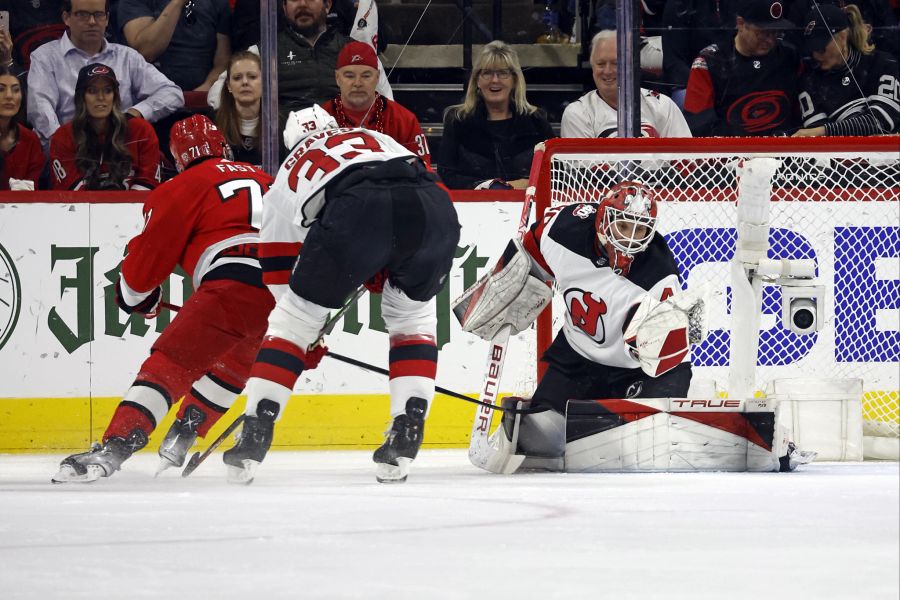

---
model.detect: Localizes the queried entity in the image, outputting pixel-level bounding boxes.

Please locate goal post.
[530,136,900,459]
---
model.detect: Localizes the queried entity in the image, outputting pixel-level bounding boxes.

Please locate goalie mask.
[283,104,339,150]
[169,115,233,173]
[596,181,658,275]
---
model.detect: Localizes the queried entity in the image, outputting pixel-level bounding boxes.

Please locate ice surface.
[1,451,897,600]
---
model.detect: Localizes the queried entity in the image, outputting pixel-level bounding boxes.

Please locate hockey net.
[531,137,899,454]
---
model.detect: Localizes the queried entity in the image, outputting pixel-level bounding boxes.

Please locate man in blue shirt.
[26,0,183,148]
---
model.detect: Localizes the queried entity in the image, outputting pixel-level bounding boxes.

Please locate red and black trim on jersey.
[249,337,311,389]
[388,334,438,380]
[260,241,303,286]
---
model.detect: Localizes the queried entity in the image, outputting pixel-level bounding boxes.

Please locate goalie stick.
[323,351,548,414]
[459,144,547,474]
[179,286,366,477]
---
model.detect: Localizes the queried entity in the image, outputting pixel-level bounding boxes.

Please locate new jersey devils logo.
[564,289,607,341]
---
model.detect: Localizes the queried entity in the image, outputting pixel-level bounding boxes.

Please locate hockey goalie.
[454,181,811,473]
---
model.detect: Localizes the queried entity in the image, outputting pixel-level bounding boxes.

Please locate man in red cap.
[322,40,431,166]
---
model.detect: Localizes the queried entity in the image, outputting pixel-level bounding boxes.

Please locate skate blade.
[154,457,178,478]
[51,464,104,484]
[226,460,259,485]
[375,458,412,484]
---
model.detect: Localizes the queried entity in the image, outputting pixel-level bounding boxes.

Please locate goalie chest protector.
[537,204,682,368]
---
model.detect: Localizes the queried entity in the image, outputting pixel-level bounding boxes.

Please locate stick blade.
[181,452,202,477]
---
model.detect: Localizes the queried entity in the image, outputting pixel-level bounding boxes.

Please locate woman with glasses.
[438,40,554,190]
[49,63,161,190]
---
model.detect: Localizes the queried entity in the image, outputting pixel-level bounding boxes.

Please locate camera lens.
[792,307,815,330]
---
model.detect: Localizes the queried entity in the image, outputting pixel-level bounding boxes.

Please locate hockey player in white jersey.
[223,105,460,484]
[456,181,700,468]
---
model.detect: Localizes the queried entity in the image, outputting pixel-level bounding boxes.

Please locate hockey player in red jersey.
[221,105,459,484]
[52,115,276,483]
[455,182,703,470]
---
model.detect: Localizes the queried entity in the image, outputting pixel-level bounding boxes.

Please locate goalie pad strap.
[452,239,551,341]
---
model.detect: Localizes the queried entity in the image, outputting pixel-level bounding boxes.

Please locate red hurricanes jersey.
[49,118,162,190]
[322,97,431,166]
[121,159,273,294]
[2,124,45,187]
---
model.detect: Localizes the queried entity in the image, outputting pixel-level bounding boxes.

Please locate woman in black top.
[794,3,899,137]
[438,40,554,190]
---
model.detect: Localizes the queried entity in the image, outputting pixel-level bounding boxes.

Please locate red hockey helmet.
[169,114,233,173]
[596,181,658,275]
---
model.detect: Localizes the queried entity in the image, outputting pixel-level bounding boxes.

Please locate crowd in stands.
[0,0,896,191]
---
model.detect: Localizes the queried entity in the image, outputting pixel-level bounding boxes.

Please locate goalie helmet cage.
[529,136,899,456]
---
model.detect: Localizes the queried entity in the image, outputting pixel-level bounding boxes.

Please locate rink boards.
[0,194,896,451]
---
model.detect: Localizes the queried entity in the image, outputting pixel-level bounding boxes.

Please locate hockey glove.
[303,340,328,370]
[115,279,162,319]
[474,178,513,191]
[364,269,388,294]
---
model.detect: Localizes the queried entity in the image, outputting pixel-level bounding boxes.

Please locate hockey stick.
[324,351,547,414]
[179,286,366,477]
[461,144,547,474]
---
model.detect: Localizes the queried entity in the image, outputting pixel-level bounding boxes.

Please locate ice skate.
[373,397,428,483]
[223,400,279,485]
[156,406,206,476]
[779,442,818,472]
[51,430,148,483]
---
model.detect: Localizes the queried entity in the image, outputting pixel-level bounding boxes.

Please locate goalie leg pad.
[452,239,551,340]
[564,399,782,472]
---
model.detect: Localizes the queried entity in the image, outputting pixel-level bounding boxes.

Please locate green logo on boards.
[0,241,21,351]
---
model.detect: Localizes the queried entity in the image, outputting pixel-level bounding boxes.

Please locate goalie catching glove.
[452,239,552,340]
[623,285,709,377]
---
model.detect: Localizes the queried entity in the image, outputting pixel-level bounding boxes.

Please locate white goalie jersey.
[259,127,418,298]
[525,203,682,368]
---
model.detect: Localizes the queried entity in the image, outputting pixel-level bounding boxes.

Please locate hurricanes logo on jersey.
[564,288,607,342]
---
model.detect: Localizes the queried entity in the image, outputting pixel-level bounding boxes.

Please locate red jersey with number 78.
[121,158,273,294]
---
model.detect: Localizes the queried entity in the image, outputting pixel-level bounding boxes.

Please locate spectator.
[26,0,183,149]
[683,0,801,136]
[208,0,348,117]
[0,64,43,190]
[662,0,739,108]
[0,26,20,74]
[562,30,692,138]
[277,0,347,113]
[322,41,429,165]
[118,0,232,92]
[794,3,899,136]
[49,63,160,189]
[787,0,899,58]
[438,40,553,191]
[2,0,65,67]
[215,50,261,165]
